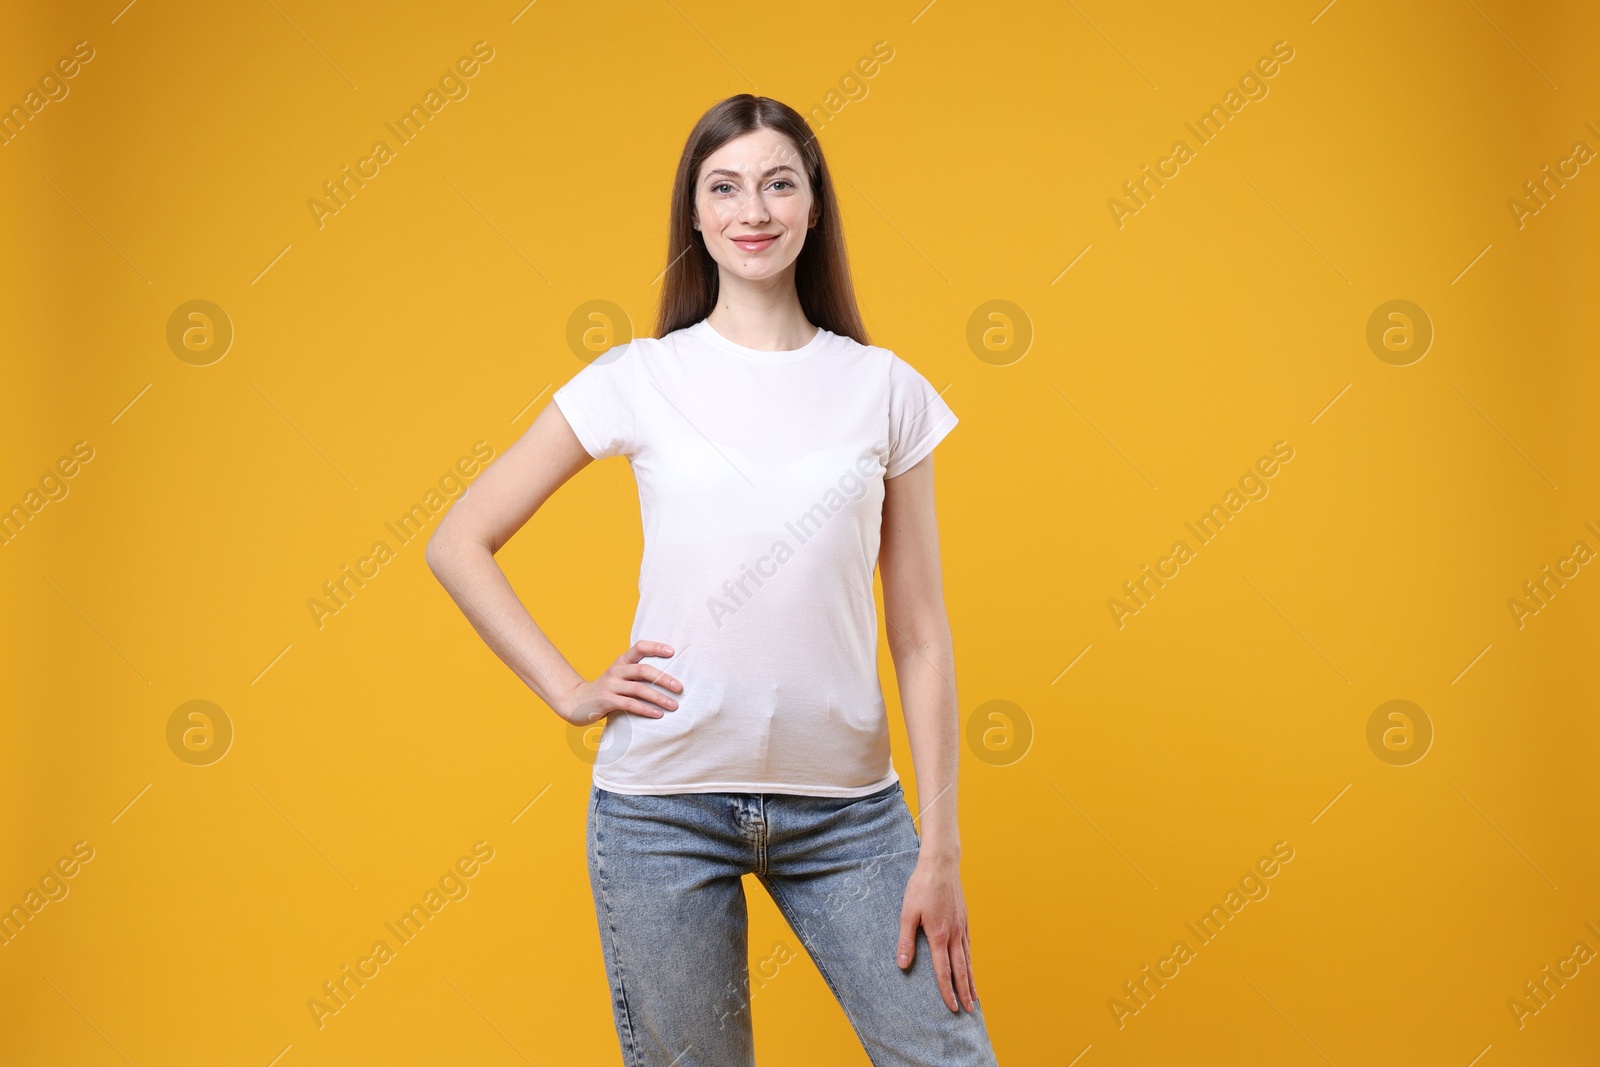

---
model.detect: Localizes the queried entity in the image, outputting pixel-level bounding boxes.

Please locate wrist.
[916,843,961,866]
[549,674,588,718]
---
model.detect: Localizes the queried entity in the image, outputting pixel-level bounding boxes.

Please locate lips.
[731,234,778,251]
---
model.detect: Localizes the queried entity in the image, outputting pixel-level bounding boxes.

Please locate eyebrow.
[703,165,800,183]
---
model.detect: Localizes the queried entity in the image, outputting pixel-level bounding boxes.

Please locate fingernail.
[897,953,908,966]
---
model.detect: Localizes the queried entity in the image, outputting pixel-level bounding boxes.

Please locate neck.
[706,277,815,351]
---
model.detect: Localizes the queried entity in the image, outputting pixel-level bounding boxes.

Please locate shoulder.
[875,345,938,391]
[831,331,918,372]
[633,331,677,354]
[619,329,686,371]
[578,332,670,379]
[822,329,900,376]
[821,335,940,402]
[607,332,669,359]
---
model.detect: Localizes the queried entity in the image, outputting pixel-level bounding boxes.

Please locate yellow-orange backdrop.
[2,1,1596,1064]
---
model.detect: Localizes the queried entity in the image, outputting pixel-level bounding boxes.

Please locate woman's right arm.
[423,400,682,725]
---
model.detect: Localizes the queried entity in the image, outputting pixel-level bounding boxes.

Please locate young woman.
[426,94,998,1066]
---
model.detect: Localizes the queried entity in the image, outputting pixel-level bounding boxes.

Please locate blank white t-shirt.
[551,317,959,796]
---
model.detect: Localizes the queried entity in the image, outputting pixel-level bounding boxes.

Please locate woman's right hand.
[554,640,683,726]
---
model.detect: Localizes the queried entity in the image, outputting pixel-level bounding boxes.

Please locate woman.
[426,94,998,1066]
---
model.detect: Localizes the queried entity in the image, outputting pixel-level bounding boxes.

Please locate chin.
[721,258,791,279]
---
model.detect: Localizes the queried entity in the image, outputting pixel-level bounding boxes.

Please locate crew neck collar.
[691,318,831,364]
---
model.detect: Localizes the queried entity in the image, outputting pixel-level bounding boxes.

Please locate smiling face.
[692,128,817,284]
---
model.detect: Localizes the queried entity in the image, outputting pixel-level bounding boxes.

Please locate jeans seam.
[593,792,644,1067]
[757,796,769,877]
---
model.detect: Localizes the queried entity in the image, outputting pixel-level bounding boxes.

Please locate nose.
[737,187,770,225]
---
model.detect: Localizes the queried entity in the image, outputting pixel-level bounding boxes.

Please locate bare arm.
[423,400,682,725]
[880,452,979,1013]
[880,453,961,859]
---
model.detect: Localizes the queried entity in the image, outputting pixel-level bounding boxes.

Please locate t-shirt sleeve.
[885,353,959,478]
[551,342,638,460]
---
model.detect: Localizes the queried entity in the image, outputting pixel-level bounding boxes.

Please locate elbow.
[425,522,492,578]
[423,539,446,580]
[885,613,952,663]
[424,524,459,577]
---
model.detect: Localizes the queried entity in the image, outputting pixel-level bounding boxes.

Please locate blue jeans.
[586,779,1000,1066]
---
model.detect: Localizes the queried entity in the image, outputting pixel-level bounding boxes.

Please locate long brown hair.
[654,94,869,345]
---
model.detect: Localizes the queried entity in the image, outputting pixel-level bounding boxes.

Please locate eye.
[711,181,736,194]
[770,179,794,191]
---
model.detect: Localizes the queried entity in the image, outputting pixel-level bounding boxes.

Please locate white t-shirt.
[551,317,959,796]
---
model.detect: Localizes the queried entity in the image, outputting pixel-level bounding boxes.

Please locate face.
[692,129,816,283]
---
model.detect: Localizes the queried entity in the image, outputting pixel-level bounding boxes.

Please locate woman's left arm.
[879,453,979,1014]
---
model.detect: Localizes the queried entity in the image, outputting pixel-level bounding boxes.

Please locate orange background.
[2,1,1597,1064]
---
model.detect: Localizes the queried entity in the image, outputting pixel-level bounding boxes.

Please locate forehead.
[698,129,806,182]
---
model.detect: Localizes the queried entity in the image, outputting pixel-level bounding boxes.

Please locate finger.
[928,928,957,1012]
[960,927,972,1004]
[951,927,976,1011]
[896,911,918,970]
[622,640,675,664]
[614,697,669,719]
[622,681,678,711]
[625,664,682,692]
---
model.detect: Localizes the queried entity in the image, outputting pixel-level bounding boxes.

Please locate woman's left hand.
[896,854,979,1012]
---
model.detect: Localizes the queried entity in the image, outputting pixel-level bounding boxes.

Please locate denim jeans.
[586,779,1000,1066]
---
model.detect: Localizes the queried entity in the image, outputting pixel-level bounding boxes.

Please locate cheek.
[777,198,812,228]
[704,198,742,225]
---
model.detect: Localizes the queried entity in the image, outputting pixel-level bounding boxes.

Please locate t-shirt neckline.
[692,318,831,364]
